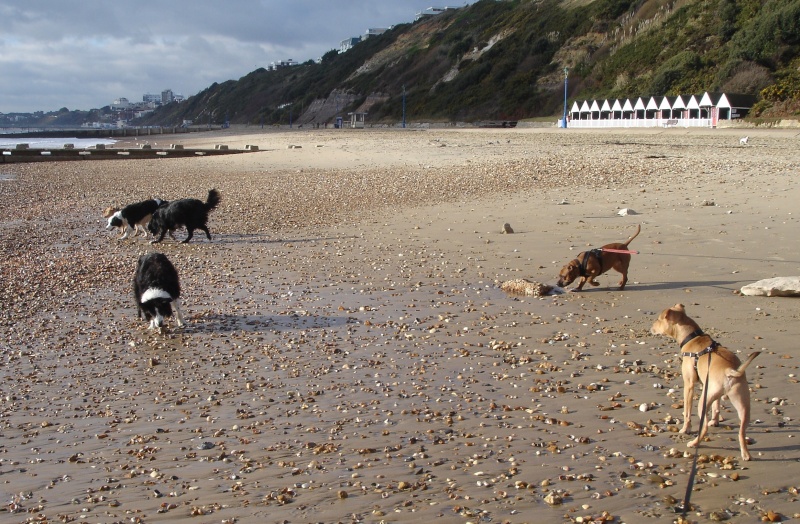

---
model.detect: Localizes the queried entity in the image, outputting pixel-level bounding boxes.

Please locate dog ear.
[663,304,686,323]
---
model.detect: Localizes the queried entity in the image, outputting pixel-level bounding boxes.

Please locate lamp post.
[562,66,569,128]
[402,84,406,129]
[335,92,340,129]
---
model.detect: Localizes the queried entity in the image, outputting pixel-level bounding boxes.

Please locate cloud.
[0,1,473,113]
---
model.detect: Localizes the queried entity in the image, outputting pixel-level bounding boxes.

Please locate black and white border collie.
[107,198,166,240]
[148,189,221,244]
[133,252,185,330]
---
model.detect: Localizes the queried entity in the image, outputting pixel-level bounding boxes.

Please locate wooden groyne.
[1,143,260,164]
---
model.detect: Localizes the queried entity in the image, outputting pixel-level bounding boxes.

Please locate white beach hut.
[612,99,623,119]
[672,95,687,120]
[634,97,646,119]
[589,99,601,120]
[600,99,612,120]
[579,100,591,120]
[659,96,673,119]
[686,94,701,119]
[622,99,634,119]
[570,100,581,121]
[645,96,661,119]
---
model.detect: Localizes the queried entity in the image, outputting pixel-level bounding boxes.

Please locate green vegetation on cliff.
[139,0,800,126]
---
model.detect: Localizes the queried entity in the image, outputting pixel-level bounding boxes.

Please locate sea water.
[0,137,117,149]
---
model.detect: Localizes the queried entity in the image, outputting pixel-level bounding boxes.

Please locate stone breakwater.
[0,128,798,523]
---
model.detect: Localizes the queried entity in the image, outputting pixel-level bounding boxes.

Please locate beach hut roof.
[601,99,612,111]
[672,95,687,109]
[715,93,732,107]
[725,93,757,108]
[580,100,591,112]
[571,101,581,112]
[590,100,601,111]
[699,92,714,106]
[646,96,662,110]
[660,97,674,110]
[623,99,634,111]
[686,95,700,109]
[701,92,752,107]
[634,97,646,110]
[612,99,623,111]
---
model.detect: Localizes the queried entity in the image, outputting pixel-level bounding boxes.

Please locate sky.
[0,1,474,114]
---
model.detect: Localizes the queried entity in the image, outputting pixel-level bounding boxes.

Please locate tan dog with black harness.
[557,224,640,291]
[651,304,760,460]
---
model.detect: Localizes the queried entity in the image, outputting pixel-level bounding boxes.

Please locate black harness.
[579,248,603,277]
[680,329,719,376]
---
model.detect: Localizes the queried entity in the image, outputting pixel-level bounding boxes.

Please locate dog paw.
[589,281,600,287]
[687,439,699,448]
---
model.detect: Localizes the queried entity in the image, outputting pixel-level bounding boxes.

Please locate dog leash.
[601,248,639,254]
[679,349,713,517]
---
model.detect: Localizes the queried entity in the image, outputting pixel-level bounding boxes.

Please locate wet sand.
[1,126,799,523]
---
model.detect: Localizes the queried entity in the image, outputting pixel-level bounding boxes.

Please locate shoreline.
[1,127,798,523]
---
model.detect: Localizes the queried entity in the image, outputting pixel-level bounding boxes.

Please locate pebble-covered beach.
[1,127,799,523]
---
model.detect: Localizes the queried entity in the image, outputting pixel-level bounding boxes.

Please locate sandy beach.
[1,126,799,523]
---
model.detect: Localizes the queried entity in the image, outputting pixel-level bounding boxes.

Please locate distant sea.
[0,137,117,149]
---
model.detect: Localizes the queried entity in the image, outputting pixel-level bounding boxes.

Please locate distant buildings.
[364,28,389,39]
[99,89,185,128]
[414,6,456,21]
[338,28,390,53]
[143,93,161,105]
[267,59,298,71]
[339,37,362,53]
[111,97,131,110]
[334,6,453,55]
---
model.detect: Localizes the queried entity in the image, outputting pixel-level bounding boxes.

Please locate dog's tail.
[205,189,221,212]
[726,351,760,378]
[622,223,641,247]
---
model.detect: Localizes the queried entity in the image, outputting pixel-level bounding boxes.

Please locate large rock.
[500,279,554,297]
[740,277,800,297]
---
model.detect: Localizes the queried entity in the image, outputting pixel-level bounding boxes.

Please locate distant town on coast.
[0,6,455,131]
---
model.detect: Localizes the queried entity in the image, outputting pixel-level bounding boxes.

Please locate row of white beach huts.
[563,92,756,128]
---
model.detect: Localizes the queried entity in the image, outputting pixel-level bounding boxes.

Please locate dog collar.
[679,329,704,348]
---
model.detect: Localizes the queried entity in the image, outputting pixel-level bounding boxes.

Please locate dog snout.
[650,318,667,336]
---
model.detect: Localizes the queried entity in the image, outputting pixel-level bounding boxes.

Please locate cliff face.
[137,0,800,126]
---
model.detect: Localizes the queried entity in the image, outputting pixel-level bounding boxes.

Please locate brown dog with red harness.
[557,224,640,291]
[651,303,760,461]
